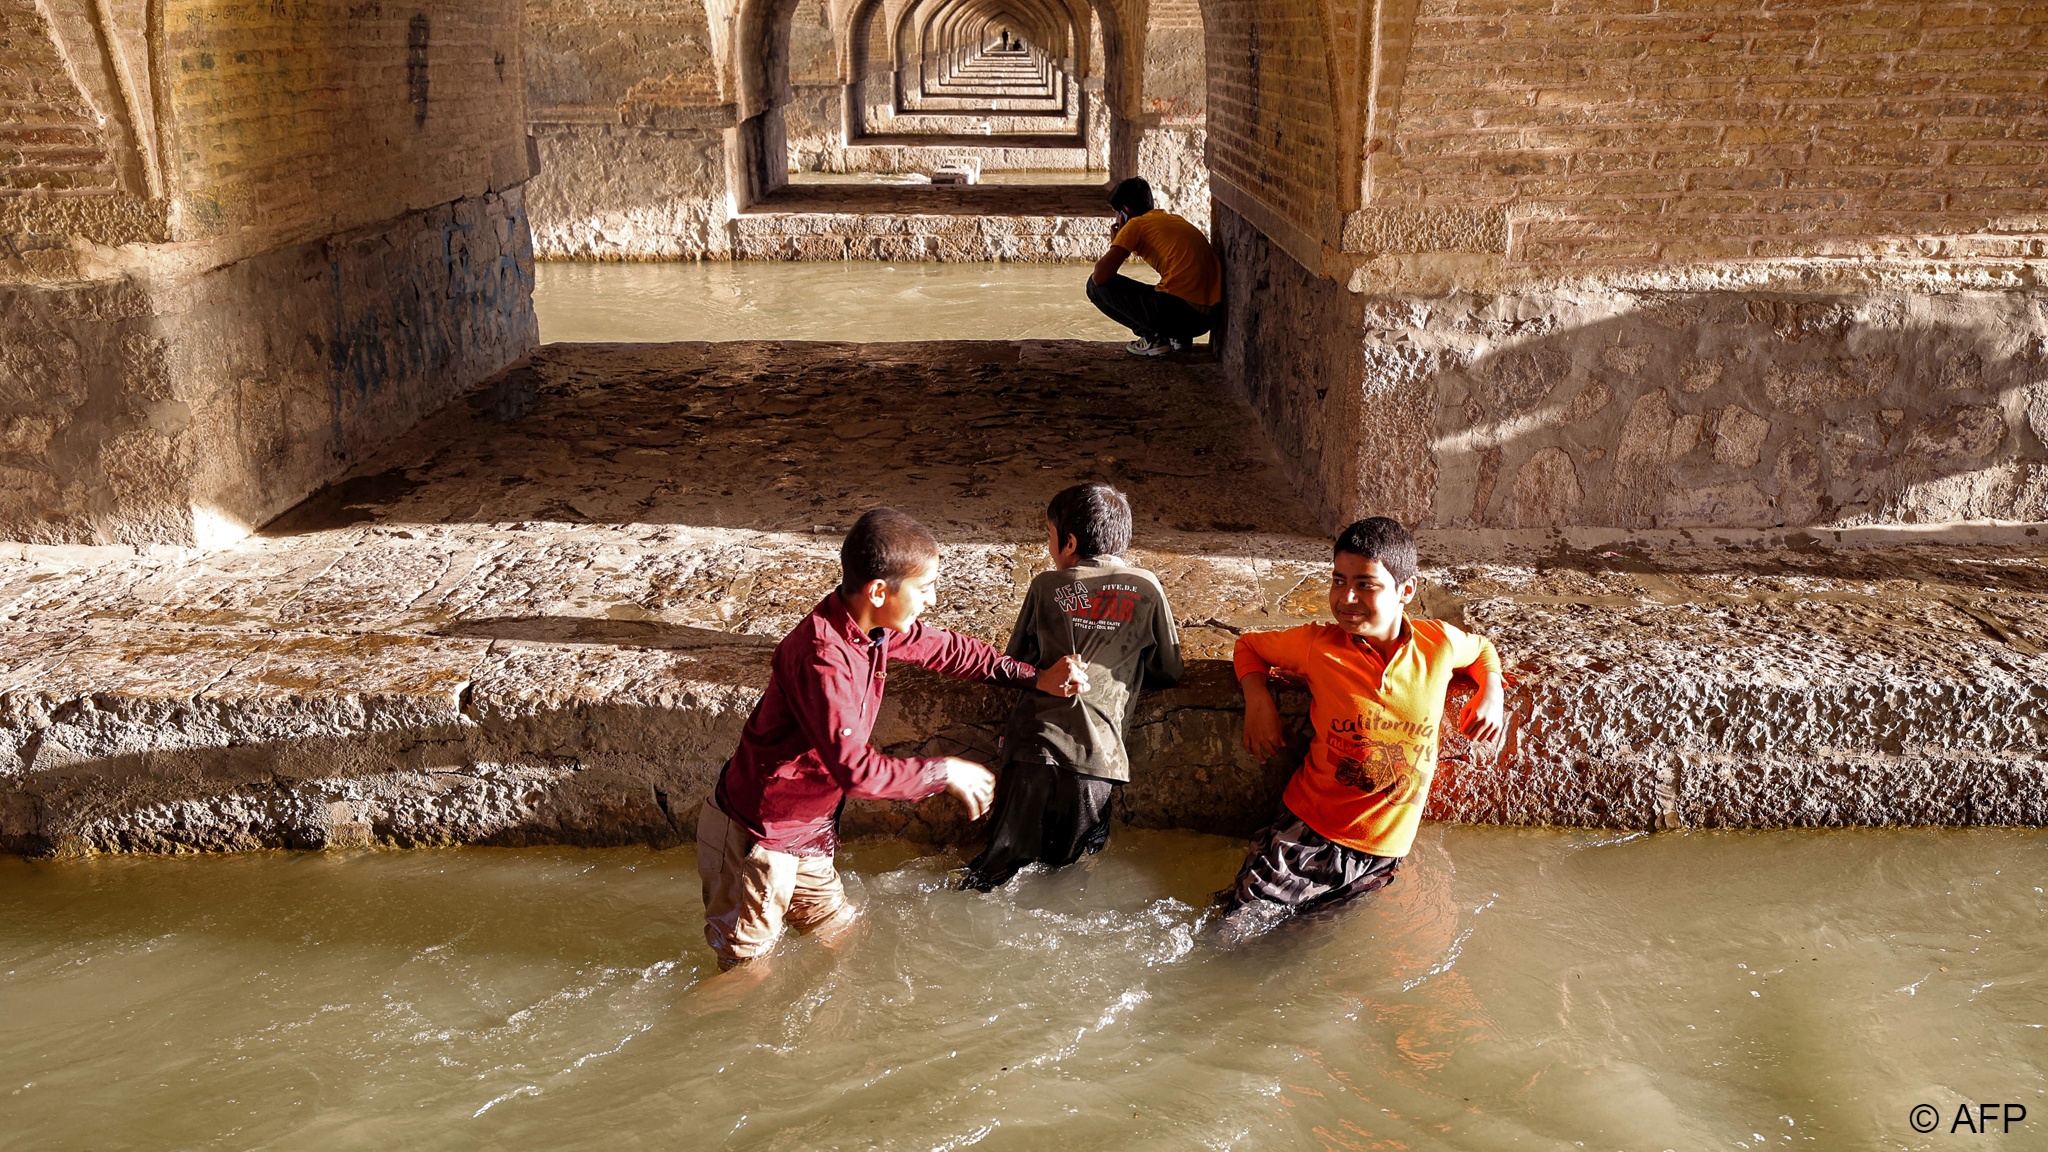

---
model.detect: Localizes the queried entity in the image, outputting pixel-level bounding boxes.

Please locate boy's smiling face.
[1328,552,1415,639]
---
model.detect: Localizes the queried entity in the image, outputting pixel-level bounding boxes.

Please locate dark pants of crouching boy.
[1215,812,1400,937]
[962,756,1117,891]
[1085,274,1214,344]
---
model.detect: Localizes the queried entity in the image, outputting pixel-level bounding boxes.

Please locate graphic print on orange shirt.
[1328,712,1438,793]
[1232,618,1501,858]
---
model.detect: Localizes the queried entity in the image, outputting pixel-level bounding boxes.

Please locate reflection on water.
[533,260,1154,344]
[3,827,2042,1150]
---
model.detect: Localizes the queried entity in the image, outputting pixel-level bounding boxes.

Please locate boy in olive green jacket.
[962,483,1182,890]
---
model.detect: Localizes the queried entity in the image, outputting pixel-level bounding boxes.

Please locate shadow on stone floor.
[437,616,780,650]
[258,340,1323,547]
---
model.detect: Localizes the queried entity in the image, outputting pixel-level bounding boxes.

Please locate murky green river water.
[533,260,1152,344]
[3,827,2041,1150]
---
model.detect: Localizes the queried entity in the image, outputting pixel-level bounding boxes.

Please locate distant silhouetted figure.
[1001,29,1010,49]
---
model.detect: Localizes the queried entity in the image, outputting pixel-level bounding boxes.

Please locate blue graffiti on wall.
[324,197,537,458]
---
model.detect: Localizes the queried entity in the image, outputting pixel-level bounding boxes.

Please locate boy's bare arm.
[1455,641,1507,750]
[1239,671,1287,761]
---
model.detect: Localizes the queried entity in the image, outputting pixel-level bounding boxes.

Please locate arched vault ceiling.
[913,0,1069,59]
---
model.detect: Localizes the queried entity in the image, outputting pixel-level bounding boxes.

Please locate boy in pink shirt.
[699,507,1088,969]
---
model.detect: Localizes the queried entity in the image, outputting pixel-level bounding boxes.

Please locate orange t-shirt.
[1233,618,1500,858]
[1112,211,1223,308]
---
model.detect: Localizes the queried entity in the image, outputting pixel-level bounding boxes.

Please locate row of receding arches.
[750,0,1159,191]
[859,0,1080,131]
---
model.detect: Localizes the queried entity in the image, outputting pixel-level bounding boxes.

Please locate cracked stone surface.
[1,341,2044,854]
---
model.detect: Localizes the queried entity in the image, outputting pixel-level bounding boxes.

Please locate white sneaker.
[1126,337,1170,357]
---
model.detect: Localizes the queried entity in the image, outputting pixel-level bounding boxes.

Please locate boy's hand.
[942,758,996,820]
[1457,683,1506,751]
[1036,654,1091,697]
[1240,675,1286,761]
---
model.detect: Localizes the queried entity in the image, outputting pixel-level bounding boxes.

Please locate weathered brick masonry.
[1386,0,2048,263]
[1210,0,2048,533]
[0,0,122,195]
[1,0,537,546]
[1203,0,1342,249]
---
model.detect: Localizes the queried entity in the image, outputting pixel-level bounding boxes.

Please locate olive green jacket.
[1001,557,1183,782]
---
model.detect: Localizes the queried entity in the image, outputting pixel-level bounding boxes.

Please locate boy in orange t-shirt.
[1217,517,1505,940]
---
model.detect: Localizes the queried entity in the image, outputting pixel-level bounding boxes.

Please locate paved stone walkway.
[2,341,2045,853]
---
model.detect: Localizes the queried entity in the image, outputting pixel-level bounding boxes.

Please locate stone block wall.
[1422,288,2048,530]
[1223,225,2048,533]
[1214,201,1372,528]
[526,125,736,260]
[1128,0,1208,230]
[733,207,1113,260]
[1,194,536,549]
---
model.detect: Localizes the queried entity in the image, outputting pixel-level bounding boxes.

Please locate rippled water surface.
[3,827,2043,1151]
[533,260,1150,343]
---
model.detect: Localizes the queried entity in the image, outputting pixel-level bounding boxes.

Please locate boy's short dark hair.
[1334,517,1417,584]
[1108,178,1154,216]
[839,507,940,596]
[1047,483,1132,557]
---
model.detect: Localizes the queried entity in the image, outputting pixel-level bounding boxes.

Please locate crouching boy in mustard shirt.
[1218,517,1505,940]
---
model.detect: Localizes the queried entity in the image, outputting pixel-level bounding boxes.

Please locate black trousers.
[962,758,1118,891]
[1085,274,1214,343]
[1221,811,1400,913]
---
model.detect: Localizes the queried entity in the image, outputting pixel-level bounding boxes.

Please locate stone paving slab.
[1,340,2044,853]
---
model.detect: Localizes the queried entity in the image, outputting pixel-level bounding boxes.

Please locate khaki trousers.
[696,801,852,969]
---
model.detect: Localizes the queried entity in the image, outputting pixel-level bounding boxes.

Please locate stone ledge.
[0,341,2042,854]
[6,607,2045,855]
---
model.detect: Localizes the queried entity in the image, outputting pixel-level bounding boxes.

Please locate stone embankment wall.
[730,210,1116,261]
[1,0,538,547]
[1206,0,2048,534]
[522,0,1207,259]
[1,340,2040,857]
[9,570,2044,857]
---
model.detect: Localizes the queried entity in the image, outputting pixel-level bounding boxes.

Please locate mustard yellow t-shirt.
[1233,618,1501,858]
[1112,211,1223,308]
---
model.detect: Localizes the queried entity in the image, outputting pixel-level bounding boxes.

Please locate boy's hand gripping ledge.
[1456,669,1506,752]
[1240,672,1287,761]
